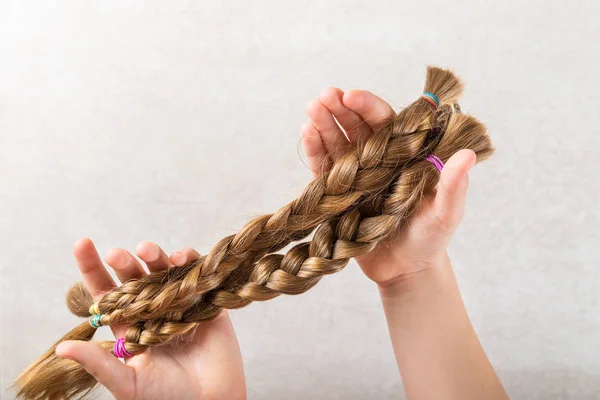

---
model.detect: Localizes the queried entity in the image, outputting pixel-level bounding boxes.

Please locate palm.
[127,310,243,400]
[356,192,452,283]
[127,348,203,400]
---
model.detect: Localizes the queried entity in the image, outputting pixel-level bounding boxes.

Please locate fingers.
[103,248,147,339]
[137,241,199,270]
[301,122,332,177]
[56,340,135,399]
[302,89,395,178]
[170,247,201,267]
[74,239,200,343]
[320,87,370,143]
[104,248,146,284]
[306,98,349,160]
[342,90,395,132]
[433,149,477,230]
[135,241,171,272]
[72,238,116,302]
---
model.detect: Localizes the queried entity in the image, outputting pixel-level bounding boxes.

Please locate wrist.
[377,251,452,298]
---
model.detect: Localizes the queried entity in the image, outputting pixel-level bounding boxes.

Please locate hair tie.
[113,338,132,358]
[425,154,444,172]
[88,314,103,329]
[89,302,100,315]
[422,91,440,110]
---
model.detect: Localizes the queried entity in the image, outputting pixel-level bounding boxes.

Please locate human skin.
[55,239,247,400]
[302,88,509,399]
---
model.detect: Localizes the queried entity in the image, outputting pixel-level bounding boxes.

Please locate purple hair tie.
[113,337,132,358]
[425,155,444,172]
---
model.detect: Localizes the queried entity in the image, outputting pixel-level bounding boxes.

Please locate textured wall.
[1,1,599,399]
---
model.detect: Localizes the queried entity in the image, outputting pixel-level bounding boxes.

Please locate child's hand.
[302,89,475,285]
[304,90,508,399]
[55,238,246,400]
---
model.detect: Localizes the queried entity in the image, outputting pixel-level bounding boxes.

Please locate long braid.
[13,66,494,400]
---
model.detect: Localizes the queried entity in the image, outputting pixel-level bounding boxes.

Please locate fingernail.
[105,248,125,268]
[55,343,73,360]
[171,251,186,266]
[139,241,159,262]
[56,353,73,361]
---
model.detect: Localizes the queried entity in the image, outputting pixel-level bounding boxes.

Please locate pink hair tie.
[425,154,444,172]
[113,338,132,358]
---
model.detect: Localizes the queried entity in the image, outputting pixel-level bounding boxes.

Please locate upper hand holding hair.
[302,88,508,399]
[302,88,477,284]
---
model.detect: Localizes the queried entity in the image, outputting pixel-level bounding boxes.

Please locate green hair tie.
[88,314,102,329]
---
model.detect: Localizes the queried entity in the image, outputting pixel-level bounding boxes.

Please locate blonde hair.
[13,66,494,399]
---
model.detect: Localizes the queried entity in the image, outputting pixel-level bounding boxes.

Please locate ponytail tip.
[424,66,464,105]
[66,281,94,317]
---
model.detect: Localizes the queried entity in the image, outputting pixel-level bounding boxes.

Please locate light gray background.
[1,1,598,399]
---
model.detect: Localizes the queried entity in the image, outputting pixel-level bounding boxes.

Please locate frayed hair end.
[12,321,98,400]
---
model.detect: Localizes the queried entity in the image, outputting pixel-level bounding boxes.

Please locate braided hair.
[13,66,494,399]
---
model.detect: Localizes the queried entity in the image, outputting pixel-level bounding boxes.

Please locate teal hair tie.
[89,314,103,329]
[422,91,440,109]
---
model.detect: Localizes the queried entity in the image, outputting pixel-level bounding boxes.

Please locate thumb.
[56,340,135,399]
[433,149,477,230]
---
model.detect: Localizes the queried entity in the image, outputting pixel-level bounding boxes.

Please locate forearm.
[378,252,507,400]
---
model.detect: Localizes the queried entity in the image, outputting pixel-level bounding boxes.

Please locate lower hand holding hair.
[55,239,246,400]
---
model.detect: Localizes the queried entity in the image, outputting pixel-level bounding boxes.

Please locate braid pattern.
[14,66,495,400]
